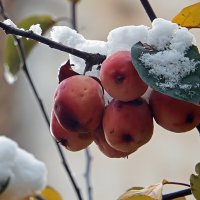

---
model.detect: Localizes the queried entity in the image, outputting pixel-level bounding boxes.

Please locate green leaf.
[131,42,200,105]
[3,15,56,83]
[0,177,10,194]
[190,162,200,200]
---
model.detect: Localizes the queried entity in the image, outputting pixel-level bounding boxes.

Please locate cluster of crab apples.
[50,51,200,158]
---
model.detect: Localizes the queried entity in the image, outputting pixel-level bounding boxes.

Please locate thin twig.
[163,188,192,200]
[0,1,83,199]
[0,21,106,69]
[140,0,157,22]
[71,2,77,30]
[16,21,84,200]
[84,148,93,200]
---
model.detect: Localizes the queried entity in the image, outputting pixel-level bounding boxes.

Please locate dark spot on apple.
[115,74,125,84]
[186,112,195,123]
[67,118,80,130]
[110,129,114,134]
[131,98,144,106]
[122,133,133,143]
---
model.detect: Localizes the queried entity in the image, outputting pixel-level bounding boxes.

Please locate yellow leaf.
[25,186,63,200]
[172,2,200,28]
[118,183,163,200]
[40,186,63,200]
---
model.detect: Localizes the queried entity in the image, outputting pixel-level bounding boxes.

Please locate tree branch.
[163,188,192,200]
[0,21,106,70]
[140,0,157,22]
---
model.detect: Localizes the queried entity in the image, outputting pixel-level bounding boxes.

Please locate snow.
[140,49,199,89]
[3,19,17,29]
[29,24,42,36]
[107,25,148,55]
[0,136,47,200]
[50,26,85,47]
[49,18,198,91]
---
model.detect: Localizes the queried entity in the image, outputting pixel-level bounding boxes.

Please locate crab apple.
[94,127,132,158]
[103,98,154,153]
[54,75,105,133]
[50,111,93,151]
[149,90,200,133]
[100,51,148,101]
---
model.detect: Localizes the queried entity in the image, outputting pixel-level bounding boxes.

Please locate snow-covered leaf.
[172,2,200,28]
[190,162,200,200]
[118,183,163,200]
[3,15,56,83]
[131,42,200,105]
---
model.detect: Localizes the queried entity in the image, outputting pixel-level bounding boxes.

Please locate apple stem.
[163,179,190,187]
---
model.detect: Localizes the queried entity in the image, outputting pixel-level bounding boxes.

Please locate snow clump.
[50,18,198,90]
[29,24,42,35]
[0,136,47,200]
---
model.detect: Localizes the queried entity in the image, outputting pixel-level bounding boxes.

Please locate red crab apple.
[103,98,154,153]
[54,75,105,133]
[94,127,132,158]
[149,90,200,133]
[100,51,148,101]
[50,111,93,151]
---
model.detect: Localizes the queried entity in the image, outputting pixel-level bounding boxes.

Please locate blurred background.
[0,0,200,199]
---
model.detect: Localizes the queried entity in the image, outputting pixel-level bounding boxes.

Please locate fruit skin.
[102,98,154,153]
[94,127,131,158]
[50,111,93,151]
[149,90,200,133]
[100,51,148,101]
[54,75,105,133]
